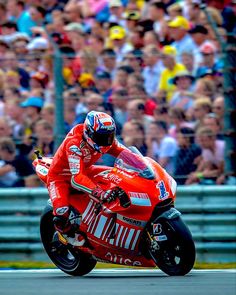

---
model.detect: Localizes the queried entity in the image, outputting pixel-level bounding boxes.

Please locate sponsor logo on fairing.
[118,215,144,227]
[154,235,167,241]
[106,173,122,184]
[129,192,151,206]
[153,223,162,235]
[105,252,142,266]
[116,169,134,178]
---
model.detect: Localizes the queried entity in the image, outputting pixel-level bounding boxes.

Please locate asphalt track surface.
[0,269,235,295]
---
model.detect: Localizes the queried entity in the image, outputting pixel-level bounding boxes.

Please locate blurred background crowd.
[0,0,235,188]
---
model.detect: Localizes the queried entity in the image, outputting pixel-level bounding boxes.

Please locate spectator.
[186,127,225,185]
[143,30,161,49]
[169,70,195,111]
[41,103,55,126]
[19,96,44,138]
[142,44,163,97]
[109,25,133,64]
[4,99,26,143]
[212,95,224,127]
[63,1,83,23]
[148,1,169,43]
[32,119,54,157]
[88,34,105,66]
[168,107,193,139]
[0,117,12,138]
[100,48,117,79]
[157,45,186,102]
[113,65,134,88]
[121,120,147,155]
[186,0,202,25]
[127,72,144,89]
[126,99,154,131]
[0,136,34,187]
[191,97,212,128]
[3,51,30,89]
[167,2,183,20]
[64,23,86,54]
[153,105,169,124]
[202,112,223,140]
[195,76,216,98]
[196,41,223,79]
[188,24,209,67]
[94,71,112,103]
[146,120,178,175]
[123,50,143,74]
[181,51,196,76]
[128,83,157,116]
[168,16,196,63]
[111,88,128,126]
[174,127,202,184]
[124,10,141,34]
[108,0,125,27]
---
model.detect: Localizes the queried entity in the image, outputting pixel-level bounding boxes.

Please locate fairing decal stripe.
[109,223,119,245]
[115,225,124,246]
[131,230,141,250]
[86,209,96,225]
[101,218,113,240]
[124,228,135,249]
[82,200,93,222]
[94,215,108,239]
[120,227,128,248]
[88,214,99,233]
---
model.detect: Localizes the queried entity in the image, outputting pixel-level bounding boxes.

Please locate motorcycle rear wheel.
[149,216,195,276]
[40,204,97,276]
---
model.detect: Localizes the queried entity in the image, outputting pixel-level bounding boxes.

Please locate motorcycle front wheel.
[149,216,196,276]
[40,204,97,276]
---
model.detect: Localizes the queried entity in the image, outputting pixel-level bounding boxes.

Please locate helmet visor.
[92,131,115,147]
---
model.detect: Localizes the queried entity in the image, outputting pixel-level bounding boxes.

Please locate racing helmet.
[83,111,116,153]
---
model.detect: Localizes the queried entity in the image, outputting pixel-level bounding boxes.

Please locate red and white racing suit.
[47,124,127,215]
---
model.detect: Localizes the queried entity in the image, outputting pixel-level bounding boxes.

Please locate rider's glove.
[92,187,116,203]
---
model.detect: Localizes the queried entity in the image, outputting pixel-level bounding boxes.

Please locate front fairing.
[93,151,176,221]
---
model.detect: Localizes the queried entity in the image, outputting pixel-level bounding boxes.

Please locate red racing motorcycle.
[34,147,195,276]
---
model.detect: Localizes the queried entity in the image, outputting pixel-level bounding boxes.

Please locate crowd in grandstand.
[0,0,235,187]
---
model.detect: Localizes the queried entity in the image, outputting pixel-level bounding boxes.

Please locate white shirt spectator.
[152,135,178,174]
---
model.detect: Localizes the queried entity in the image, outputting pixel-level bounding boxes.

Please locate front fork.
[146,207,181,252]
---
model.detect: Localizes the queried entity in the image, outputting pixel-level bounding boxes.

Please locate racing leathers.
[47,124,127,224]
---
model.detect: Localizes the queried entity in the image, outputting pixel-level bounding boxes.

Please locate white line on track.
[0,269,235,276]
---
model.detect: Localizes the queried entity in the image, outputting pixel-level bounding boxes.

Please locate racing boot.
[53,207,85,247]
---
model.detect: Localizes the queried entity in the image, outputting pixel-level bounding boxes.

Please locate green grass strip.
[0,261,235,270]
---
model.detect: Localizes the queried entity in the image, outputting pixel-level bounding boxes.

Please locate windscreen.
[114,149,155,180]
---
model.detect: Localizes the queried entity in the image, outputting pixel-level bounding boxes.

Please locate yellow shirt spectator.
[158,45,186,101]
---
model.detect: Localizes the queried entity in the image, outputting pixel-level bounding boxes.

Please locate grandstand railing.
[0,186,235,263]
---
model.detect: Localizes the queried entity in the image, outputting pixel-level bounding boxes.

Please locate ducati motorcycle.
[34,147,195,276]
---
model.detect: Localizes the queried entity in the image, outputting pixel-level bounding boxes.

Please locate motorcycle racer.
[47,111,127,246]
